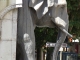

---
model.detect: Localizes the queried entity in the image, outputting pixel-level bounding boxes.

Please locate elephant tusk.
[59,27,73,38]
[51,17,72,37]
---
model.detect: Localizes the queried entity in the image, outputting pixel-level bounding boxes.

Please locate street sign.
[46,42,67,47]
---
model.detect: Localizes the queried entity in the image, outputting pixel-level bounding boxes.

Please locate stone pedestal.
[0,9,17,60]
[0,0,22,60]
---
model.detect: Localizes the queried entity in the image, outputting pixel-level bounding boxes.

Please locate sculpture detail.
[0,0,72,60]
[23,33,34,60]
[17,0,72,60]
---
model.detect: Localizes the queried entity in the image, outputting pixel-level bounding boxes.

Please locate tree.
[67,0,80,37]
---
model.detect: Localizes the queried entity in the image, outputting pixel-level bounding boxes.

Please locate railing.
[57,52,78,60]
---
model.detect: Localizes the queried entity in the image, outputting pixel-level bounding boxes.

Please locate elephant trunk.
[52,29,67,60]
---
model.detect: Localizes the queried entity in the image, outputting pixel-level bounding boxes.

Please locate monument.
[0,0,72,60]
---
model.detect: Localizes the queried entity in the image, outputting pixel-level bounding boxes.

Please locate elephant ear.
[29,0,48,19]
[29,0,67,19]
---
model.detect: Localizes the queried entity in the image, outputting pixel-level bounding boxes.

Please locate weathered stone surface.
[0,0,70,60]
[12,9,17,41]
[0,7,17,60]
[0,41,16,60]
[1,19,12,40]
[0,0,22,12]
[0,41,11,60]
[11,41,16,60]
[3,11,13,20]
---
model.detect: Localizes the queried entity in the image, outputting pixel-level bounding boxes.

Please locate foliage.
[67,0,80,37]
[34,27,58,48]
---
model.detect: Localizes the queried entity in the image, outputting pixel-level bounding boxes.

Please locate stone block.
[12,9,17,41]
[0,20,2,39]
[0,41,12,60]
[12,9,18,19]
[1,19,12,41]
[0,0,7,11]
[11,41,16,60]
[0,40,16,60]
[3,11,12,20]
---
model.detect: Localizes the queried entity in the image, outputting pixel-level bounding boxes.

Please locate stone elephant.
[0,0,72,60]
[16,0,72,60]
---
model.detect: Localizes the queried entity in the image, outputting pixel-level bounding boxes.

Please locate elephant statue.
[0,0,72,60]
[16,0,72,60]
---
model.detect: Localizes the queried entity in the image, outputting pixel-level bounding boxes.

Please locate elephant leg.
[16,39,26,60]
[52,29,67,60]
[16,38,25,60]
